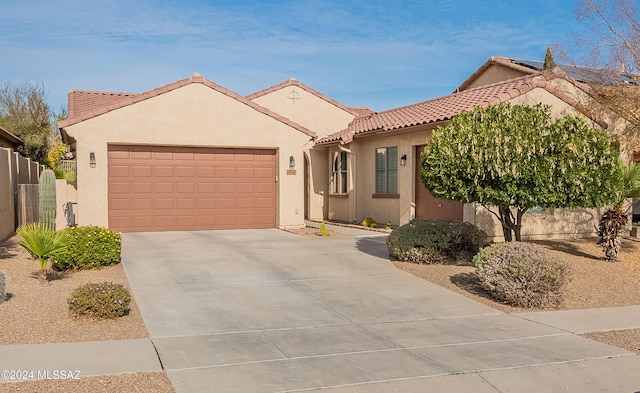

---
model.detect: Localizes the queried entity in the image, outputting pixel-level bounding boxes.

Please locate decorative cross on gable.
[287,89,301,105]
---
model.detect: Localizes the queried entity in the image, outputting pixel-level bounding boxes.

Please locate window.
[375,146,398,195]
[331,151,348,194]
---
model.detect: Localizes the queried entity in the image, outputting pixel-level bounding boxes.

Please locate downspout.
[338,144,356,223]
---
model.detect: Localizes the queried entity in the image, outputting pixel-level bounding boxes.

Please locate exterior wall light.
[89,152,96,168]
[289,155,295,169]
[400,154,407,166]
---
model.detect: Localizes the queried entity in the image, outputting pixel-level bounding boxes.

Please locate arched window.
[331,151,347,194]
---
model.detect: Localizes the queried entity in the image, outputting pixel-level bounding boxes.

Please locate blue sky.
[1,0,585,114]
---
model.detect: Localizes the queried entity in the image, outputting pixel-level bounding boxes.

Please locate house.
[58,59,626,240]
[0,125,23,150]
[316,67,624,240]
[57,74,361,232]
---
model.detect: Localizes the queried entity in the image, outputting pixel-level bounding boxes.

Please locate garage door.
[108,145,276,232]
[415,144,463,221]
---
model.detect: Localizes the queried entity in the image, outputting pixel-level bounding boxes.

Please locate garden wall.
[0,147,44,240]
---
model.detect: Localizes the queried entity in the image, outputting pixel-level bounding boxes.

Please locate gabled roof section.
[0,125,23,146]
[247,78,374,118]
[455,56,535,92]
[318,69,603,145]
[58,74,316,139]
[457,56,638,92]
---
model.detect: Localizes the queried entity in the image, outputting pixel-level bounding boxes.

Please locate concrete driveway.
[121,228,639,393]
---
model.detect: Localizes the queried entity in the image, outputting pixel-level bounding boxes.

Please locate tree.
[543,47,557,70]
[561,0,640,158]
[597,161,640,260]
[420,103,622,242]
[0,81,55,164]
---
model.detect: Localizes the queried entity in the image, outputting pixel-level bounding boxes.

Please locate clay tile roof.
[67,90,139,119]
[318,69,595,145]
[58,75,316,139]
[247,78,374,118]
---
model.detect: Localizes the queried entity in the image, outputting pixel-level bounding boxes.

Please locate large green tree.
[0,81,55,164]
[421,103,622,241]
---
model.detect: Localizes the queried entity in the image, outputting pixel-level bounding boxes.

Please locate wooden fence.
[17,184,39,227]
[0,147,44,240]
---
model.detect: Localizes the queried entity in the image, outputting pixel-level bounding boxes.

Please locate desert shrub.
[386,219,487,264]
[52,226,121,270]
[0,272,6,303]
[68,282,131,319]
[473,242,571,308]
[362,217,377,227]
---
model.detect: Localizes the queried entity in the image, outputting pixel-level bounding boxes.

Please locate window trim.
[330,150,348,195]
[374,146,398,195]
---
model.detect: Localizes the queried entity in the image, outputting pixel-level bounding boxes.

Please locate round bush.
[52,226,121,270]
[386,219,487,264]
[68,282,131,319]
[473,242,571,308]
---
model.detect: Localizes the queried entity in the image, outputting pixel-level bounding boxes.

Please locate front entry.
[414,144,463,221]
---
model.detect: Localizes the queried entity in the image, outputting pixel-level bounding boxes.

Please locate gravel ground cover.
[394,236,640,354]
[0,235,175,392]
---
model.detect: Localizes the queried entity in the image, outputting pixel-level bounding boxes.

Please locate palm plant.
[16,223,69,284]
[597,161,640,261]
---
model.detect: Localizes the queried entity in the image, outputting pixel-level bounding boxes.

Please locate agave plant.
[16,223,69,283]
[597,161,640,261]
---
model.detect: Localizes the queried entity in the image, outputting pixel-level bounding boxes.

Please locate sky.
[1,0,588,114]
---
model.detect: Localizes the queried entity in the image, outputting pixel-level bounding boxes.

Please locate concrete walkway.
[1,225,639,392]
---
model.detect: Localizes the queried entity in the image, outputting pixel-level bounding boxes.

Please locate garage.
[414,144,463,221]
[108,145,277,232]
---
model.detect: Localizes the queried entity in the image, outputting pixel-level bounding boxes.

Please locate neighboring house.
[58,74,360,232]
[58,58,627,239]
[0,125,23,150]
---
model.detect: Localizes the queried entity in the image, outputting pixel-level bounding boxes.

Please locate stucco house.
[58,74,363,232]
[317,67,627,240]
[58,59,627,239]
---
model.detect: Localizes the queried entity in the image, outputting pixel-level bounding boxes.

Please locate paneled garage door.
[108,145,276,232]
[415,144,463,221]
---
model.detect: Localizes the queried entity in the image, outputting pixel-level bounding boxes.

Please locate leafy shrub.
[68,282,131,319]
[52,226,121,270]
[362,217,377,227]
[473,242,571,308]
[386,219,487,264]
[0,272,6,303]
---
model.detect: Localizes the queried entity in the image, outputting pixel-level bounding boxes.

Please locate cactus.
[39,169,57,231]
[0,272,6,303]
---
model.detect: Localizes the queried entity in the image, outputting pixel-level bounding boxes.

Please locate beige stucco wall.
[327,127,434,227]
[470,205,605,241]
[251,84,355,139]
[305,148,328,221]
[63,83,313,230]
[0,148,15,240]
[461,64,529,91]
[328,86,617,239]
[252,83,357,223]
[55,179,77,230]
